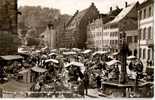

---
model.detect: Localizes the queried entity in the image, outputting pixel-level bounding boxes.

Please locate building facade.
[0,0,19,55]
[40,24,56,49]
[102,2,139,53]
[87,15,104,49]
[60,3,99,49]
[86,7,122,50]
[138,0,154,71]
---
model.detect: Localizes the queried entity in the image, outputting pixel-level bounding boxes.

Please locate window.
[139,11,142,20]
[148,49,151,60]
[148,27,151,39]
[127,36,132,43]
[149,7,152,17]
[143,49,146,59]
[139,48,141,58]
[143,28,146,40]
[144,9,146,18]
[134,36,138,43]
[139,29,141,40]
[115,40,118,44]
[110,40,112,45]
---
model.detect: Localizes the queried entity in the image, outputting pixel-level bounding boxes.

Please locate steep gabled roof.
[66,8,89,27]
[139,0,153,9]
[107,2,137,24]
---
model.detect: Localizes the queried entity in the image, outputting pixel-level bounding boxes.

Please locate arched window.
[143,9,146,18]
[148,6,152,17]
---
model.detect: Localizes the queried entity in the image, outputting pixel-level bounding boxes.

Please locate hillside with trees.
[18,6,71,47]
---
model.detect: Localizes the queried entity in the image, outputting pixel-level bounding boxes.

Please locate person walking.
[78,79,85,97]
[96,74,101,90]
[83,70,89,95]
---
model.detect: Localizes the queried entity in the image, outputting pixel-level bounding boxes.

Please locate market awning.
[45,59,59,64]
[92,51,109,56]
[63,51,77,55]
[65,62,84,68]
[59,48,67,51]
[127,55,137,60]
[0,55,23,61]
[35,50,41,53]
[48,53,57,56]
[106,60,121,66]
[41,47,48,50]
[18,69,30,74]
[108,56,114,59]
[82,49,92,54]
[50,49,57,52]
[72,48,81,51]
[31,66,47,73]
[112,52,119,56]
[41,55,48,58]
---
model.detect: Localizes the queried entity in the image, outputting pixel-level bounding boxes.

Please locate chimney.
[76,10,79,14]
[125,2,128,8]
[116,6,119,10]
[110,7,112,12]
[91,2,94,6]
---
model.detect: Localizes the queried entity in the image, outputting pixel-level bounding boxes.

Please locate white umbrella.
[35,50,41,53]
[72,48,81,51]
[59,48,67,51]
[50,49,57,52]
[106,59,121,66]
[45,59,59,64]
[18,69,29,74]
[108,56,114,59]
[65,62,85,73]
[92,51,109,56]
[48,53,57,56]
[127,55,136,60]
[82,49,92,54]
[31,66,47,73]
[64,61,84,67]
[42,55,47,58]
[112,52,119,56]
[63,51,77,55]
[41,47,48,50]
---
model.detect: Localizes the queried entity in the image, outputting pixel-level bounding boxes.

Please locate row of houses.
[87,2,138,53]
[40,0,153,71]
[56,0,153,71]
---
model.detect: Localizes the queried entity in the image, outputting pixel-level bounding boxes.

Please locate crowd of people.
[0,47,153,97]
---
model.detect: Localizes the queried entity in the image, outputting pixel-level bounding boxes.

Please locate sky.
[18,0,145,15]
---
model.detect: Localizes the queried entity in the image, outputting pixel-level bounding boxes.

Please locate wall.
[0,0,18,55]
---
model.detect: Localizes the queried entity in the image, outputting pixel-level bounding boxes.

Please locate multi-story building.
[87,7,122,50]
[60,3,99,49]
[102,2,139,53]
[87,15,104,49]
[0,0,19,55]
[138,0,154,71]
[40,24,56,49]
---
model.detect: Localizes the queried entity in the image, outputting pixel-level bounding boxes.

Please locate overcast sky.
[18,0,145,15]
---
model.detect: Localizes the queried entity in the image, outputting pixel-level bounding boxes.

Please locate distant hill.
[18,6,71,46]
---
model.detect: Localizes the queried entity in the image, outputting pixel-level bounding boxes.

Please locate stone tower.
[0,0,19,55]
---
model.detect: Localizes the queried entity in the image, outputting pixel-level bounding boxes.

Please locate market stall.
[31,66,47,82]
